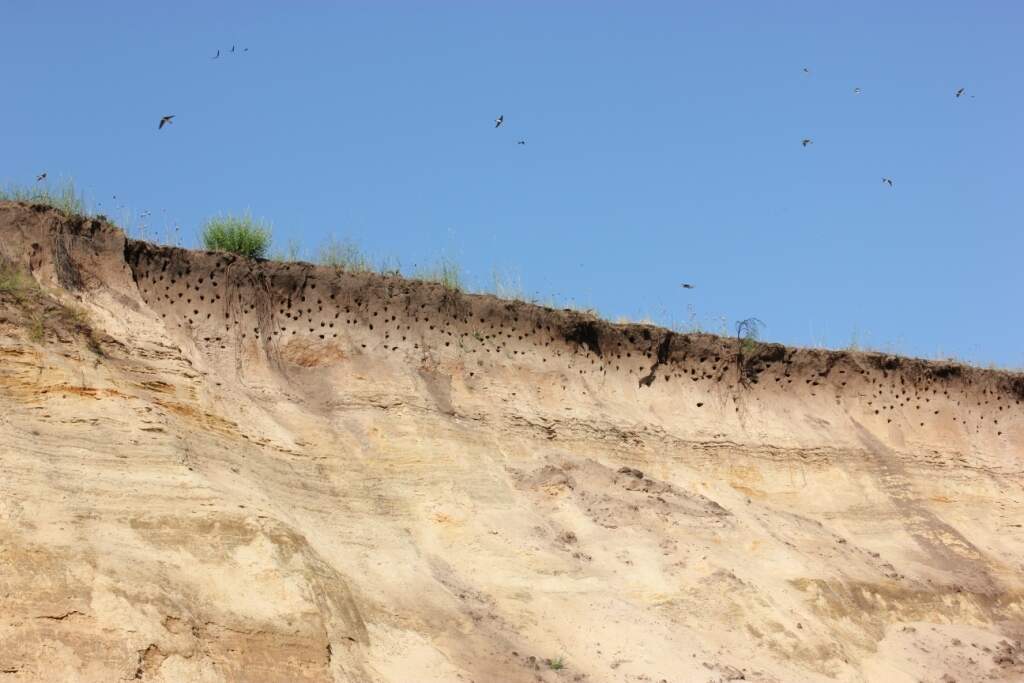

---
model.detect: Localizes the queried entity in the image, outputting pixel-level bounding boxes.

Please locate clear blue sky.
[3,2,1021,366]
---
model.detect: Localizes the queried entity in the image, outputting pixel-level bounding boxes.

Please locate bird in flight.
[36,172,47,182]
[231,45,236,53]
[803,67,810,74]
[495,115,504,128]
[955,87,965,98]
[158,115,175,130]
[882,178,894,187]
[517,140,526,145]
[802,138,813,147]
[681,283,695,289]
[212,49,220,59]
[853,87,862,95]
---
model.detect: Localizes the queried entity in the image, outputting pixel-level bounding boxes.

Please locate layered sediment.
[1,202,1022,682]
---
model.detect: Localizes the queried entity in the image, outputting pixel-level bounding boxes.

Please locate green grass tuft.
[201,213,272,259]
[0,179,87,216]
[546,657,565,671]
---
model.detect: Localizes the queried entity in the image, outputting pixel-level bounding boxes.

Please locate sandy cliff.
[1,201,1022,682]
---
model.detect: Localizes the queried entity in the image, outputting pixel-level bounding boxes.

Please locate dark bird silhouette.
[803,67,810,74]
[158,115,175,130]
[802,138,813,147]
[853,87,862,95]
[231,45,236,53]
[882,178,894,187]
[681,283,695,289]
[956,87,965,98]
[36,172,47,182]
[495,115,504,128]
[517,140,526,145]
[212,49,220,59]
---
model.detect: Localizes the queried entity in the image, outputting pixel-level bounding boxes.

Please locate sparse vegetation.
[546,657,565,671]
[376,256,403,277]
[5,189,1013,369]
[1,258,102,352]
[317,236,373,272]
[26,314,46,342]
[846,330,863,352]
[201,213,272,259]
[415,257,463,291]
[21,299,102,354]
[736,317,765,356]
[56,302,91,329]
[666,304,703,334]
[490,268,525,299]
[0,261,35,298]
[0,180,88,216]
[269,238,304,263]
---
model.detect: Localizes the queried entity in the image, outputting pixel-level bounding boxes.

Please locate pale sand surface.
[1,202,1022,682]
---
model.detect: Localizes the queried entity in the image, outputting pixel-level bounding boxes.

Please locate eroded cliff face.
[1,201,1022,683]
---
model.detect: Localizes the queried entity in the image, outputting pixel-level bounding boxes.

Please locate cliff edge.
[1,201,1022,682]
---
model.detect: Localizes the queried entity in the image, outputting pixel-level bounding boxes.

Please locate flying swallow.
[882,178,894,187]
[802,138,813,147]
[517,140,526,145]
[159,115,175,130]
[853,87,862,94]
[955,88,966,98]
[213,49,220,59]
[495,115,504,128]
[36,172,47,182]
[681,283,695,289]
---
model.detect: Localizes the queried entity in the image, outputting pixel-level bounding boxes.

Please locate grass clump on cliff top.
[316,236,374,272]
[0,180,87,216]
[736,317,766,355]
[415,257,463,291]
[201,213,272,259]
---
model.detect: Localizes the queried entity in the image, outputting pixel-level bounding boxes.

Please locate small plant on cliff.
[736,317,765,356]
[0,263,24,293]
[26,314,46,342]
[201,213,272,259]
[0,261,37,300]
[546,657,565,670]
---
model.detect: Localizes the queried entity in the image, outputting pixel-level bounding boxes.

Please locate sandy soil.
[1,201,1022,682]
